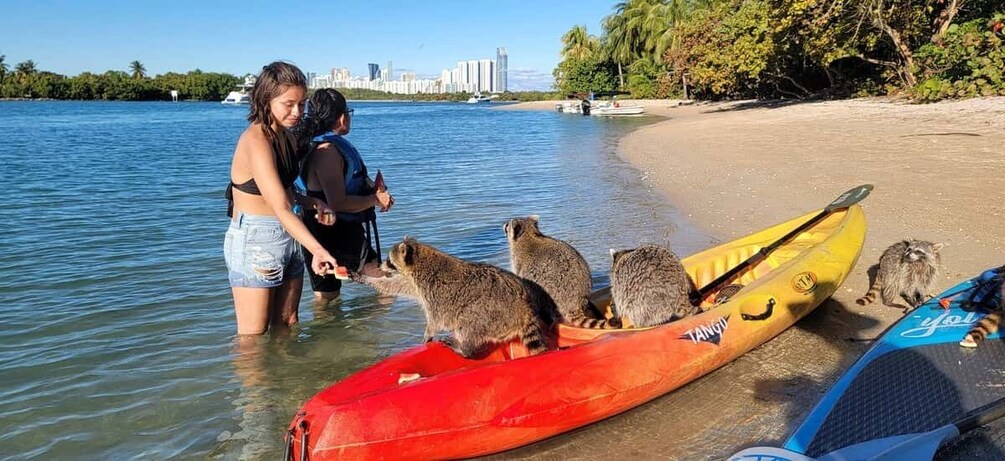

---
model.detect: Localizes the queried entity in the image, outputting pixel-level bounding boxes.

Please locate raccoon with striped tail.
[960,310,1004,348]
[959,267,1005,348]
[856,239,943,312]
[609,244,700,328]
[504,216,621,329]
[355,237,552,358]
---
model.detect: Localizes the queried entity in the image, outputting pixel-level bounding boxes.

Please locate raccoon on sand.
[504,216,620,329]
[856,239,942,311]
[355,237,552,358]
[609,244,699,328]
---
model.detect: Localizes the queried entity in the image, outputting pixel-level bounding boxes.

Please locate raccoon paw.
[606,317,623,329]
[959,334,978,348]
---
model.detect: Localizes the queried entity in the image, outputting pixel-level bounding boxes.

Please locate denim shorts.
[224,213,305,288]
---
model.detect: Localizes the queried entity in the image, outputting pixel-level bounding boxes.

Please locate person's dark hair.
[247,61,307,138]
[292,88,349,152]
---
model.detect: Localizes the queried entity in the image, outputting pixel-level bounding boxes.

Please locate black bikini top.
[225,127,300,217]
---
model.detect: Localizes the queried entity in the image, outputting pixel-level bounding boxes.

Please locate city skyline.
[0,0,615,91]
[310,47,508,95]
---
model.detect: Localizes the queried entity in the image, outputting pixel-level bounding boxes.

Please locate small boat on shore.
[286,196,867,460]
[589,101,645,116]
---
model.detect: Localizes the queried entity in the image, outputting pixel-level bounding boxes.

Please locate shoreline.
[497,96,1005,458]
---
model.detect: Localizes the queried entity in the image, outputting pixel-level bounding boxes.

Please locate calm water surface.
[0,101,710,459]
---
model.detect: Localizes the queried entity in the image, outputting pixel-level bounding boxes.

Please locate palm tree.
[603,0,695,88]
[560,25,601,61]
[129,60,146,79]
[14,60,36,84]
[0,55,7,84]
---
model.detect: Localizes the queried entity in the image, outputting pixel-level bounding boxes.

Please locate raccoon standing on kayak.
[856,239,942,311]
[609,244,699,328]
[375,237,551,358]
[504,216,621,329]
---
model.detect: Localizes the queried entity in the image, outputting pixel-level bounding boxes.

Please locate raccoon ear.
[403,235,416,243]
[510,221,523,239]
[609,248,617,257]
[402,240,416,266]
[933,242,945,251]
[529,215,539,223]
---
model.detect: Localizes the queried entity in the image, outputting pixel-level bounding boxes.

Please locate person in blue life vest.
[295,88,395,303]
[223,62,343,336]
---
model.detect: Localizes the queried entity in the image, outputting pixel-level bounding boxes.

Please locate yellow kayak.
[287,201,867,460]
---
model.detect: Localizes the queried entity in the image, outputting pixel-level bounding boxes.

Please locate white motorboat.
[222,75,256,105]
[555,101,583,113]
[466,92,496,104]
[588,101,645,116]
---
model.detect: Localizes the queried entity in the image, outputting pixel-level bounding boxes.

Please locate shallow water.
[0,100,710,459]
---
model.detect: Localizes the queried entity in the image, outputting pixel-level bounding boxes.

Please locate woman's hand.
[311,248,346,278]
[375,189,395,212]
[313,199,336,226]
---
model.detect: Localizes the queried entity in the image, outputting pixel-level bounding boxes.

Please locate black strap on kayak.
[299,420,308,461]
[692,184,873,304]
[283,428,294,461]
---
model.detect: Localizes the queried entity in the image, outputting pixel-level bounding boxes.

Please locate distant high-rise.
[496,48,508,93]
[466,60,479,90]
[479,59,494,94]
[368,63,380,81]
[387,61,393,81]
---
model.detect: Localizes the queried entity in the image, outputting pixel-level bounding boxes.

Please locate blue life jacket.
[306,133,376,223]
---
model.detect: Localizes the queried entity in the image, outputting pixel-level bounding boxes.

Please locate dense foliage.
[555,0,1005,101]
[0,58,240,101]
[0,58,562,102]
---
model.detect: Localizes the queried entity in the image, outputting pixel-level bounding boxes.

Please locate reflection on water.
[0,101,708,459]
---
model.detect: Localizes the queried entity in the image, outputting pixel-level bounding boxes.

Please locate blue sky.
[0,0,616,91]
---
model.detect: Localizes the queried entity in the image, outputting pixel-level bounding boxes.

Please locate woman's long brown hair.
[247,61,307,139]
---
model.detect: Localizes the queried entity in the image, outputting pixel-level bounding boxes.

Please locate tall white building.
[466,60,479,88]
[496,48,508,93]
[479,59,494,93]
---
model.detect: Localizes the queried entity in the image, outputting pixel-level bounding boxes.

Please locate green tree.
[13,60,37,96]
[553,53,618,94]
[0,54,7,84]
[560,25,601,61]
[129,60,146,79]
[603,0,695,89]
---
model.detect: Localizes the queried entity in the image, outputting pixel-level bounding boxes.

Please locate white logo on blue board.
[900,311,980,338]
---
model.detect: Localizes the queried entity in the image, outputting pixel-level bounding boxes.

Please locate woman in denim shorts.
[224,62,343,335]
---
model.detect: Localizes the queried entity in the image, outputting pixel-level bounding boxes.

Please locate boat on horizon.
[221,75,255,105]
[466,92,497,104]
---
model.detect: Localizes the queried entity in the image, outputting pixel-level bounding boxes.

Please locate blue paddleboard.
[732,269,1005,460]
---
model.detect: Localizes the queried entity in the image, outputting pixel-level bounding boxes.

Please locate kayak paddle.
[729,396,1005,461]
[693,184,873,303]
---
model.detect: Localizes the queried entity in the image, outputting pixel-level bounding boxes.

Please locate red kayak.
[286,205,866,460]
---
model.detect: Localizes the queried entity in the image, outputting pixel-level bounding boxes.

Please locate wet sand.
[491,97,1005,459]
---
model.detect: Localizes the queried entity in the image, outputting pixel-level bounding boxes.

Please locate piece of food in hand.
[333,265,350,280]
[374,170,386,192]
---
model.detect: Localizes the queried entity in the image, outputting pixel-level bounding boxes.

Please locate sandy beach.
[492,97,1005,459]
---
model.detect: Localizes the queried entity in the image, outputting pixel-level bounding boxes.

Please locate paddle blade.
[825,184,873,212]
